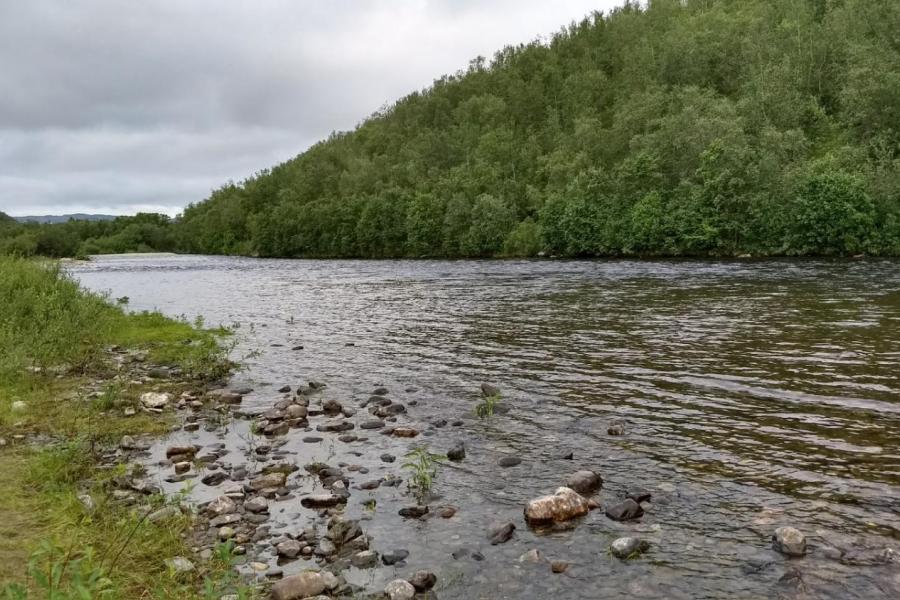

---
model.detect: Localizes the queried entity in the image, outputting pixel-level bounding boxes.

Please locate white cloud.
[0,0,618,216]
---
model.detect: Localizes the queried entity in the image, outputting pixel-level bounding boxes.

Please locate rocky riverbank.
[96,366,900,600]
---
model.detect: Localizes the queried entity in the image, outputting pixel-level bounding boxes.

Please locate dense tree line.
[5,0,900,259]
[0,212,177,258]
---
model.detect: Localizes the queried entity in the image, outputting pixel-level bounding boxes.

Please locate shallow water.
[69,255,900,599]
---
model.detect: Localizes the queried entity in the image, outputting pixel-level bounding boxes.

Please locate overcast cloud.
[0,1,617,217]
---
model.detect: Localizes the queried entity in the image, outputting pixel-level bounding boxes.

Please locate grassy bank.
[0,257,248,599]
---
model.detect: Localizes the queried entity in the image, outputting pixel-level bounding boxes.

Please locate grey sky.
[0,1,615,217]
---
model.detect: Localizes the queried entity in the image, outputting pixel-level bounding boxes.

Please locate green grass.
[0,257,249,599]
[402,446,445,503]
[475,393,500,419]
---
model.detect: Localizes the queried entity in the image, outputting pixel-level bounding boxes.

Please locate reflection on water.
[69,255,900,599]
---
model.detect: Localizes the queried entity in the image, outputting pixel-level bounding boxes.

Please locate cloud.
[0,0,616,216]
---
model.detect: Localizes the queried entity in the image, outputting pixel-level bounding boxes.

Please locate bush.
[788,171,876,254]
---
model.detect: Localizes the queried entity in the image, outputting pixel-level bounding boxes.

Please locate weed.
[475,393,500,418]
[402,446,445,502]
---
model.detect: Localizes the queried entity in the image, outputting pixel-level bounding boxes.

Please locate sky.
[0,0,620,218]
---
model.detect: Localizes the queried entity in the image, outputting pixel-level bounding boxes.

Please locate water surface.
[70,255,900,599]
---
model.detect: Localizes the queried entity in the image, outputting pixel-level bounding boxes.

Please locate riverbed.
[69,255,900,599]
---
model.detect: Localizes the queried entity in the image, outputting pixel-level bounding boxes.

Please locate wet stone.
[277,539,302,559]
[398,505,429,519]
[360,419,385,430]
[610,537,650,559]
[351,550,378,569]
[447,441,466,462]
[201,472,229,486]
[551,560,569,573]
[409,570,437,592]
[488,522,516,545]
[498,456,521,468]
[381,549,409,566]
[385,579,415,600]
[565,470,602,495]
[626,487,652,503]
[605,499,644,521]
[773,527,807,557]
[303,436,324,443]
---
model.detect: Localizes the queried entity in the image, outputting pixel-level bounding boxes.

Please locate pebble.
[610,537,650,559]
[773,527,807,557]
[382,549,409,566]
[488,522,516,545]
[565,470,602,495]
[408,570,437,592]
[447,441,466,462]
[551,560,569,573]
[498,456,521,468]
[385,579,416,600]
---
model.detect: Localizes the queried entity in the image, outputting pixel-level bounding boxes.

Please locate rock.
[773,527,807,557]
[148,505,180,523]
[244,496,268,513]
[605,499,644,521]
[174,461,191,474]
[408,570,437,592]
[607,420,626,436]
[301,495,347,509]
[498,456,521,468]
[277,540,303,559]
[201,472,229,486]
[165,445,197,459]
[373,386,389,396]
[285,405,308,419]
[77,493,95,512]
[398,505,429,519]
[250,473,286,490]
[380,453,396,463]
[524,487,596,525]
[209,513,241,527]
[381,549,409,566]
[352,550,378,568]
[218,526,235,541]
[385,579,416,600]
[447,441,466,462]
[488,522,516,545]
[374,403,406,417]
[551,560,569,573]
[322,398,343,414]
[519,549,543,563]
[140,392,170,409]
[565,470,602,495]
[480,382,500,397]
[555,450,574,460]
[357,479,381,490]
[437,506,457,519]
[119,435,136,449]
[271,572,326,600]
[316,420,354,433]
[302,436,323,443]
[626,487,652,503]
[392,427,419,438]
[164,556,194,575]
[610,537,650,559]
[360,419,385,430]
[278,385,292,393]
[206,495,236,516]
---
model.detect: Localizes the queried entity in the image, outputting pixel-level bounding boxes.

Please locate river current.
[69,254,900,599]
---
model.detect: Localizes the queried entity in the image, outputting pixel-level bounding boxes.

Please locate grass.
[475,393,500,418]
[0,257,250,599]
[402,446,445,503]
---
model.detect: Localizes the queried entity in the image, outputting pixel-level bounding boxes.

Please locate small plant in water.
[363,499,377,512]
[402,446,445,502]
[475,393,500,418]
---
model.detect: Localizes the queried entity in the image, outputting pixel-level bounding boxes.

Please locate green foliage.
[475,393,500,419]
[401,446,444,502]
[788,171,876,255]
[1,540,113,599]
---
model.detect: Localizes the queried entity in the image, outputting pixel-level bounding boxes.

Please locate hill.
[13,214,118,224]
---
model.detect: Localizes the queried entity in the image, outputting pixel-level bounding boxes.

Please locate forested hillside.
[5,0,900,259]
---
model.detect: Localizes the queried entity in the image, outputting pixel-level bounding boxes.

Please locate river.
[68,254,900,599]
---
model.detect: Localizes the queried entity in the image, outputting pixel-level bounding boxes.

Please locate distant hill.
[13,214,118,224]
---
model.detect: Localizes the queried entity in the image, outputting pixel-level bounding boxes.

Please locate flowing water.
[69,254,900,599]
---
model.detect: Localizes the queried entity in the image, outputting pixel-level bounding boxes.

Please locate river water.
[69,254,900,599]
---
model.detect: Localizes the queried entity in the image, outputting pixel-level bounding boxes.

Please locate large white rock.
[271,571,326,600]
[140,392,170,409]
[773,526,807,557]
[384,579,415,600]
